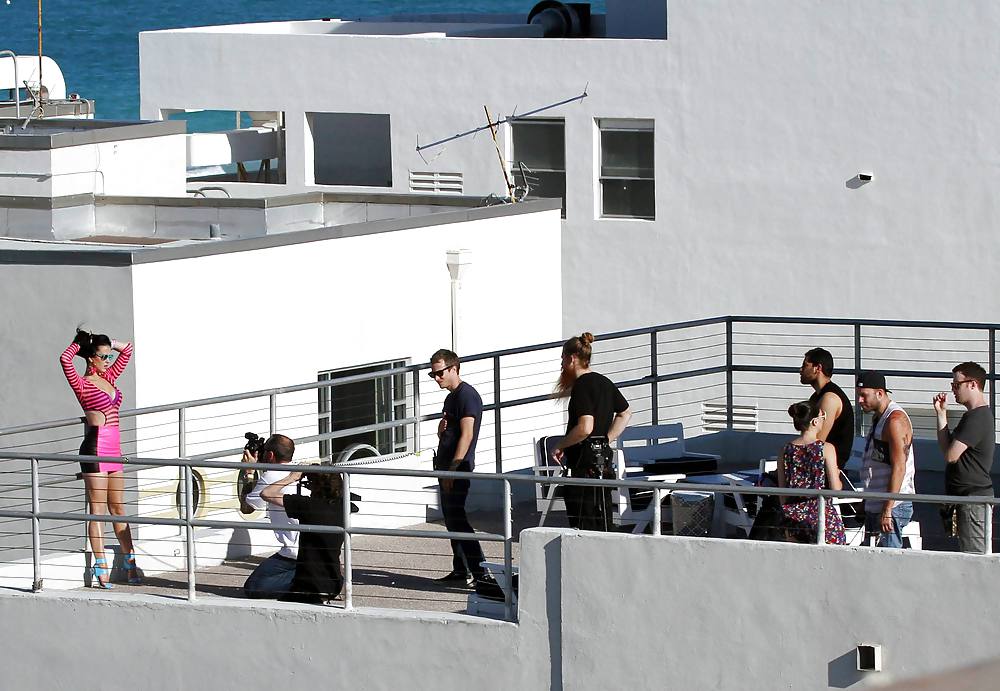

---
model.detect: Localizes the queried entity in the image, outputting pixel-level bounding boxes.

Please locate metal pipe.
[411,369,421,454]
[725,318,733,429]
[494,355,502,474]
[343,471,353,610]
[816,495,826,545]
[984,502,993,555]
[269,394,277,436]
[31,457,41,592]
[503,478,513,621]
[652,487,661,536]
[184,463,196,601]
[854,324,863,436]
[650,331,659,426]
[0,51,21,118]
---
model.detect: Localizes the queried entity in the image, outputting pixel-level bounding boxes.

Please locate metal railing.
[0,450,996,622]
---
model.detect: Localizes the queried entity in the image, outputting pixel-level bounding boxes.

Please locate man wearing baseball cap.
[856,371,916,548]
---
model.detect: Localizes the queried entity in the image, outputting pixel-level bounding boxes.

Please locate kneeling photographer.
[239,433,306,598]
[261,468,347,604]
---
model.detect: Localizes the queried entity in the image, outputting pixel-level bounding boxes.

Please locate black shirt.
[565,372,629,441]
[809,381,855,469]
[437,381,483,470]
[280,494,344,604]
[947,405,996,496]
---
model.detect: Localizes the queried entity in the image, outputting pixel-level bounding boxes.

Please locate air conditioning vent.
[702,401,758,432]
[409,171,463,194]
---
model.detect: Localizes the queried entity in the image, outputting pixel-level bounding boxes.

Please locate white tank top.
[861,400,916,511]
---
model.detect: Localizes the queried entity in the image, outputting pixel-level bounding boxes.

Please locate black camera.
[244,432,267,456]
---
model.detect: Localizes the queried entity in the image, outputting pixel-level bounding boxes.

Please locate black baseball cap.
[856,370,890,392]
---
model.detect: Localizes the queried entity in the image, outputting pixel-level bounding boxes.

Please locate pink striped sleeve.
[105,342,132,382]
[60,343,84,397]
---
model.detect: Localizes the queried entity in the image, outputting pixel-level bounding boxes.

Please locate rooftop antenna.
[484,106,514,200]
[4,0,46,116]
[415,87,588,154]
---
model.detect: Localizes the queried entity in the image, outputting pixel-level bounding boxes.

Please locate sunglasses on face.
[428,365,453,379]
[951,379,974,390]
[95,353,115,362]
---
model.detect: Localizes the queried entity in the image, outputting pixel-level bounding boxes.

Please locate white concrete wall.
[4,528,1000,690]
[140,2,1000,335]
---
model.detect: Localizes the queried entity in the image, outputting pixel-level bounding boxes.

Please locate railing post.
[342,471,353,610]
[652,487,661,536]
[725,318,734,430]
[412,369,421,453]
[989,328,996,425]
[494,355,502,474]
[269,393,277,436]
[854,324,863,436]
[650,331,659,426]
[183,463,196,601]
[816,494,826,545]
[503,478,513,621]
[177,407,186,457]
[984,501,993,555]
[30,457,41,592]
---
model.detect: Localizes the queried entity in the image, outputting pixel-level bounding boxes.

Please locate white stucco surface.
[3,528,998,690]
[139,2,1000,334]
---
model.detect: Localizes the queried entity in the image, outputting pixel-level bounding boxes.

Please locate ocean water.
[1,0,604,121]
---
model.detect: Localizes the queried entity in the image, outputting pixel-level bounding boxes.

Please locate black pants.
[564,465,615,532]
[439,463,485,577]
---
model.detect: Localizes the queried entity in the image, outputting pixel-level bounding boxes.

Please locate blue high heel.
[123,552,142,584]
[92,557,113,589]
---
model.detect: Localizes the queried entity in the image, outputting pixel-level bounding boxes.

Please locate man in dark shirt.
[430,348,486,585]
[801,347,855,469]
[934,361,996,553]
[261,469,345,604]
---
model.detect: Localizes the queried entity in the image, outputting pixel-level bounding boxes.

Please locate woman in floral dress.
[778,400,846,545]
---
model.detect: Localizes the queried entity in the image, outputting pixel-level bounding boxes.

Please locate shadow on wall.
[828,649,869,688]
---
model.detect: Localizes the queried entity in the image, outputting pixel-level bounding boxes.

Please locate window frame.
[597,119,655,221]
[508,117,567,217]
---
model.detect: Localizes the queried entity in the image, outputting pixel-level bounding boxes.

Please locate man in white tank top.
[856,371,916,548]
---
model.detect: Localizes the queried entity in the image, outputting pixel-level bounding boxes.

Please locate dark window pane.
[601,179,655,219]
[311,112,392,187]
[511,121,565,170]
[601,130,654,178]
[521,170,566,216]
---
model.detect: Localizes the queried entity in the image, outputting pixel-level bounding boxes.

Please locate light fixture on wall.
[446,249,473,352]
[856,644,882,672]
[858,171,874,182]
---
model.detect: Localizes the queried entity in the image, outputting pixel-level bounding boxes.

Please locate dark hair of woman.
[73,329,111,359]
[304,471,343,500]
[787,399,822,432]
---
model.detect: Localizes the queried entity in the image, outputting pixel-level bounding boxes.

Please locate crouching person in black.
[552,332,632,531]
[261,469,345,604]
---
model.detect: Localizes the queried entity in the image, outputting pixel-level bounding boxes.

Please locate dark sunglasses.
[96,353,115,362]
[427,365,453,379]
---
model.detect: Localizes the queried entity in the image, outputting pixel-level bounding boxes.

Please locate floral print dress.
[780,440,846,545]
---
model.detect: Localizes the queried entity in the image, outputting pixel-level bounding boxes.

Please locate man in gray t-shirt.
[934,362,996,553]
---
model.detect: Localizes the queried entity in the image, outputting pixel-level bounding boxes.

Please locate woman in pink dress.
[777,400,847,545]
[60,329,140,588]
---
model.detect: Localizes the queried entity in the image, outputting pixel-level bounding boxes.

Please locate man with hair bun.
[934,361,995,553]
[552,332,632,531]
[856,371,916,548]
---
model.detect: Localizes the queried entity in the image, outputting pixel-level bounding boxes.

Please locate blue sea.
[1,1,604,121]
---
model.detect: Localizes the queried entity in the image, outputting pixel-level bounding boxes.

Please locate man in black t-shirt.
[261,470,345,604]
[553,333,632,531]
[430,348,486,585]
[935,361,996,553]
[801,347,855,469]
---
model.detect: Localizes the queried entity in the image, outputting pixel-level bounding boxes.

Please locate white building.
[137,1,1000,335]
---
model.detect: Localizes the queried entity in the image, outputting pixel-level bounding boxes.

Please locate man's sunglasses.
[427,365,453,379]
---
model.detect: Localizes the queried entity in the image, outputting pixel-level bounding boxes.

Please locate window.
[598,119,654,219]
[308,112,392,187]
[166,109,286,184]
[318,360,409,461]
[510,119,566,216]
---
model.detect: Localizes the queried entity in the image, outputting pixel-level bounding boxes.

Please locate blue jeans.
[864,502,913,549]
[244,552,297,598]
